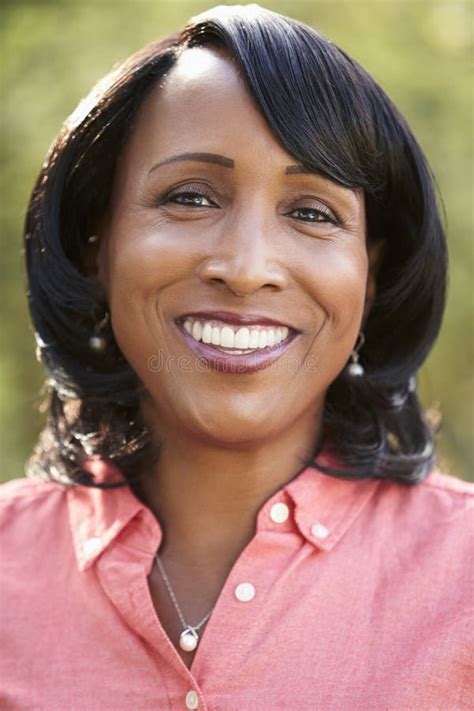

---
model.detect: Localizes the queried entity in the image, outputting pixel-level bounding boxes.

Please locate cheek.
[301,242,369,327]
[101,226,188,370]
[104,221,201,319]
[297,241,369,383]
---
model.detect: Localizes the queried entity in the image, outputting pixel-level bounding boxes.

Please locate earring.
[88,235,99,244]
[89,312,109,352]
[346,332,365,377]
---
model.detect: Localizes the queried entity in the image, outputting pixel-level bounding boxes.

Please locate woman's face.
[99,47,377,445]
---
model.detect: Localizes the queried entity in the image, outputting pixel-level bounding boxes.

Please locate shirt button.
[311,522,329,540]
[82,537,101,556]
[270,502,289,523]
[185,689,199,709]
[235,582,256,602]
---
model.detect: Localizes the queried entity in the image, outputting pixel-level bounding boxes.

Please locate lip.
[176,311,297,330]
[175,320,300,374]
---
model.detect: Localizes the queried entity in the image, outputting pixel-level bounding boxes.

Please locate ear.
[363,239,386,322]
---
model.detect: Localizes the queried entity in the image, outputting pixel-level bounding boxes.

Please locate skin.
[97,47,382,668]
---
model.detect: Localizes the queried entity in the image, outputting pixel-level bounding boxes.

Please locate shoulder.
[0,477,69,534]
[404,468,472,516]
[0,475,67,504]
[0,475,63,498]
[371,469,473,556]
[419,468,474,498]
[0,476,77,588]
[413,469,473,532]
[376,468,473,514]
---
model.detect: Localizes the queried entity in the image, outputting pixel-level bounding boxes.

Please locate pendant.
[179,627,199,652]
[347,361,364,377]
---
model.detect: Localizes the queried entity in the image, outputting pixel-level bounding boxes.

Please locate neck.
[138,409,322,570]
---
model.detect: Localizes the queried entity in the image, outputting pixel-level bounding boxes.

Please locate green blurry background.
[1,0,472,482]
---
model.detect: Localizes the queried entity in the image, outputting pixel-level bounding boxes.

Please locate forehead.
[123,46,290,168]
[161,46,242,102]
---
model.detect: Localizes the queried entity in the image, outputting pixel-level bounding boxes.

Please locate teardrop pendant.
[179,627,199,652]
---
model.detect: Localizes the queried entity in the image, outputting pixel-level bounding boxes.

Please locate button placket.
[234,582,256,602]
[185,689,199,709]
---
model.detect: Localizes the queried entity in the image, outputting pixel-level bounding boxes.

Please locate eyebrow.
[147,151,323,176]
[285,164,319,175]
[148,152,234,174]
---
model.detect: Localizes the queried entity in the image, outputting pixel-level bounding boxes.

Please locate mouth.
[174,311,300,374]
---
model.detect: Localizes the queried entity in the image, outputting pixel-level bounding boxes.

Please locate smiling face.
[98,47,376,447]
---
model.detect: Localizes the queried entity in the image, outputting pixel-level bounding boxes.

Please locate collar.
[67,458,160,572]
[68,454,380,571]
[256,451,380,551]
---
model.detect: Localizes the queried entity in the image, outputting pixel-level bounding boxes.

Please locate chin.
[185,407,280,448]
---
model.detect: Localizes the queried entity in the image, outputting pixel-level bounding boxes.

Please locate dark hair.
[25,4,447,489]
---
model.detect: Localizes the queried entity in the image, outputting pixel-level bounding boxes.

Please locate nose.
[196,210,288,296]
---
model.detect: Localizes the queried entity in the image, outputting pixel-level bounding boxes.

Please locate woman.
[1,4,472,710]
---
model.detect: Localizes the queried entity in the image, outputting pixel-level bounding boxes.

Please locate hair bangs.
[182,7,386,195]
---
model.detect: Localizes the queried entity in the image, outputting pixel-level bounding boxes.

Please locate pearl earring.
[89,312,109,352]
[346,332,365,377]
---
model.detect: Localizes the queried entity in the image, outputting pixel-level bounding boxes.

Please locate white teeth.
[192,321,202,341]
[258,331,268,349]
[202,323,212,343]
[220,326,235,348]
[211,326,220,346]
[235,327,250,349]
[183,318,292,350]
[249,330,260,348]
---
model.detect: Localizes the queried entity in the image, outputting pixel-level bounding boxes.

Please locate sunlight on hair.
[191,3,266,24]
[64,66,122,132]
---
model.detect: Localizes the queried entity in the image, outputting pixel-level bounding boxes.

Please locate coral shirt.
[1,458,473,711]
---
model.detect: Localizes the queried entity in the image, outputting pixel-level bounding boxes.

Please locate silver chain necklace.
[155,553,213,652]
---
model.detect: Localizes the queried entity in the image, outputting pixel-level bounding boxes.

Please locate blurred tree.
[1,0,472,481]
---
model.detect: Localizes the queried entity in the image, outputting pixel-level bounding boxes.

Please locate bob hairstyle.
[25,4,447,488]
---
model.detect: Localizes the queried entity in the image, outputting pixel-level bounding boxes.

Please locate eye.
[287,205,338,225]
[161,187,218,208]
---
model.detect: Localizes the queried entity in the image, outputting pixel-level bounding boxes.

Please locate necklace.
[155,553,213,652]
